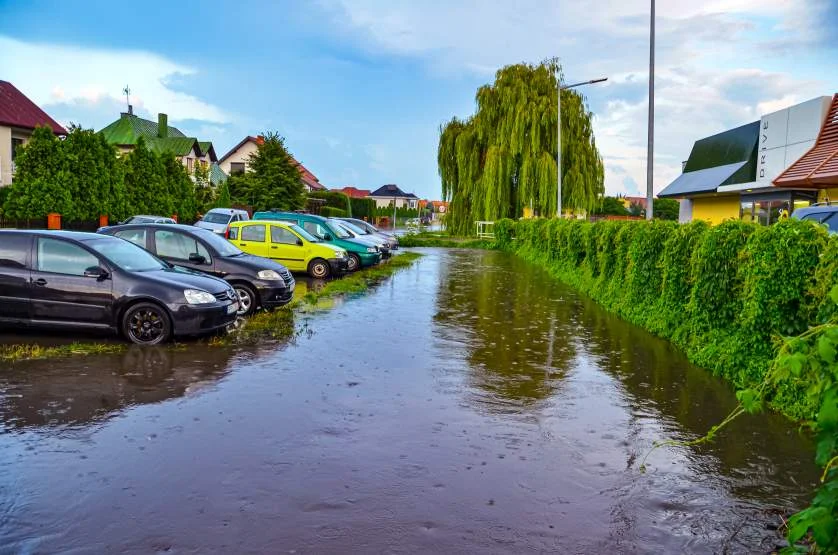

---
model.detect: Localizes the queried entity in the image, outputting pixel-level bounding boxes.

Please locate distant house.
[622,196,648,210]
[369,184,419,209]
[334,186,371,198]
[0,80,67,186]
[218,135,326,192]
[99,109,224,185]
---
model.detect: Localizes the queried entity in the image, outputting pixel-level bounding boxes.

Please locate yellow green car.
[226,220,349,278]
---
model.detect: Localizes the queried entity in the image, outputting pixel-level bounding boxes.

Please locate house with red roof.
[333,186,371,198]
[0,80,67,186]
[218,135,326,192]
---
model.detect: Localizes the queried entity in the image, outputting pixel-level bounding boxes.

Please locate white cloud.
[0,36,229,124]
[317,0,836,196]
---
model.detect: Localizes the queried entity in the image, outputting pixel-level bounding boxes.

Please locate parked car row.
[0,211,399,346]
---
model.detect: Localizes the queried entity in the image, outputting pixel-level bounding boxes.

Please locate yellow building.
[659,95,837,224]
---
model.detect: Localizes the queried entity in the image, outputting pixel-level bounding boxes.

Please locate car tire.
[122,302,172,345]
[233,283,257,316]
[347,253,361,272]
[308,258,331,279]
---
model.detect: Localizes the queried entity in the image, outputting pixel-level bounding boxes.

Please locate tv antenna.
[123,85,131,112]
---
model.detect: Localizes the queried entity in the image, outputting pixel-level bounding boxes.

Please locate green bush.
[350,197,376,220]
[321,206,347,218]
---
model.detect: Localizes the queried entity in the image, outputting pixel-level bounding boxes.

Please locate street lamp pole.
[557,76,608,218]
[646,0,656,220]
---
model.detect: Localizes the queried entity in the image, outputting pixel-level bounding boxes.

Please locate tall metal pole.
[556,77,607,219]
[557,78,562,218]
[646,0,655,220]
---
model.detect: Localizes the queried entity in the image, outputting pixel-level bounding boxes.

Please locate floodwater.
[0,249,820,553]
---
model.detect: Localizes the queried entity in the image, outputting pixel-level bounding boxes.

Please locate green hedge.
[320,206,347,218]
[500,217,830,420]
[350,197,376,220]
[308,191,351,214]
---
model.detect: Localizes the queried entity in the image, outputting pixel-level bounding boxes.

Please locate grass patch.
[399,233,492,248]
[0,342,125,363]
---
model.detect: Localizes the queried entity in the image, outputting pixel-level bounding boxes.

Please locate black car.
[98,224,295,316]
[0,230,239,345]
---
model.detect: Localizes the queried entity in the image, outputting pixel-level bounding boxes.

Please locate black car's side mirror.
[323,233,333,241]
[188,253,207,264]
[84,266,108,280]
[296,238,304,246]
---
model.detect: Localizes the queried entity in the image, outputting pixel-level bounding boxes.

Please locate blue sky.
[1,0,836,199]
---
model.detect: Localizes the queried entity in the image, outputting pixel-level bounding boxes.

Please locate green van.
[252,212,381,271]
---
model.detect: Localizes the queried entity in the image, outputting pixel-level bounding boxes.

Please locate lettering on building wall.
[759,119,768,179]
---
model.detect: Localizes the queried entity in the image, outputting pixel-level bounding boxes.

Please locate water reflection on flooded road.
[0,249,820,553]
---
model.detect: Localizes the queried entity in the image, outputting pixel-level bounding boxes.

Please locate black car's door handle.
[33,278,47,287]
[271,246,278,249]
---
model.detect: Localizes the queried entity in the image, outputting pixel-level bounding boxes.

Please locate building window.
[10,138,24,162]
[186,158,194,173]
[230,162,246,174]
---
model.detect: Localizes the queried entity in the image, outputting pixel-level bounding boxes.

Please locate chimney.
[681,160,687,172]
[128,104,133,115]
[158,113,168,138]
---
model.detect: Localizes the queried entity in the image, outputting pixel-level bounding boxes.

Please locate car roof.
[0,229,119,242]
[132,214,171,219]
[207,207,247,214]
[795,204,838,215]
[104,223,210,234]
[231,219,294,227]
[256,211,326,222]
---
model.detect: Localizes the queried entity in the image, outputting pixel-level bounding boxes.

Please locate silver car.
[194,208,250,235]
[338,217,399,250]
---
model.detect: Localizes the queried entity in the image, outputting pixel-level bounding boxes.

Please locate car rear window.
[0,234,29,269]
[202,212,233,224]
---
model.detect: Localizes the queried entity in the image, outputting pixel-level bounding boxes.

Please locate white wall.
[0,127,33,187]
[0,126,11,186]
[219,140,259,174]
[678,198,693,223]
[756,96,832,184]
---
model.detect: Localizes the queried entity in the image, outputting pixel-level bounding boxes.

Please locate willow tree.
[439,60,604,235]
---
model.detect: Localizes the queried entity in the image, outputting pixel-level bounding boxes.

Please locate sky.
[0,0,836,200]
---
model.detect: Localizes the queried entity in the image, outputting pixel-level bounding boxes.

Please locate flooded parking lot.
[0,249,821,553]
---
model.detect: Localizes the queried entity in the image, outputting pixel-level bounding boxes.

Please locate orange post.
[99,215,109,228]
[47,213,61,230]
[172,214,178,223]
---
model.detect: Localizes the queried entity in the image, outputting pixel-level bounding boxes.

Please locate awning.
[774,94,838,188]
[658,161,747,198]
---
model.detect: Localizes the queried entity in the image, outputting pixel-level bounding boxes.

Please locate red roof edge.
[0,80,66,135]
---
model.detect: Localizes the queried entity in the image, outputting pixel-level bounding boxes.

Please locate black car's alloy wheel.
[122,303,171,345]
[347,253,361,272]
[308,258,330,279]
[234,284,257,316]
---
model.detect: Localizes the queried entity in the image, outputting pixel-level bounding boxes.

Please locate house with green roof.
[99,109,226,186]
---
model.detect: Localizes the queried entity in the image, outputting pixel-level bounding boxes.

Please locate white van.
[195,208,250,235]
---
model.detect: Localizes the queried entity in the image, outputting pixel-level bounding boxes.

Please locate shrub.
[321,206,347,218]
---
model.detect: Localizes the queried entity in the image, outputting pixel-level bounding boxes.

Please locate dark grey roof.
[370,184,414,198]
[658,161,748,198]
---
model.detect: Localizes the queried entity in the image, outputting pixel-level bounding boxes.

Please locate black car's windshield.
[325,220,352,239]
[202,212,233,224]
[87,238,168,272]
[290,224,320,243]
[191,227,243,256]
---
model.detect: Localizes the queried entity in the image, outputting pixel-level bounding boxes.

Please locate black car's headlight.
[184,289,216,305]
